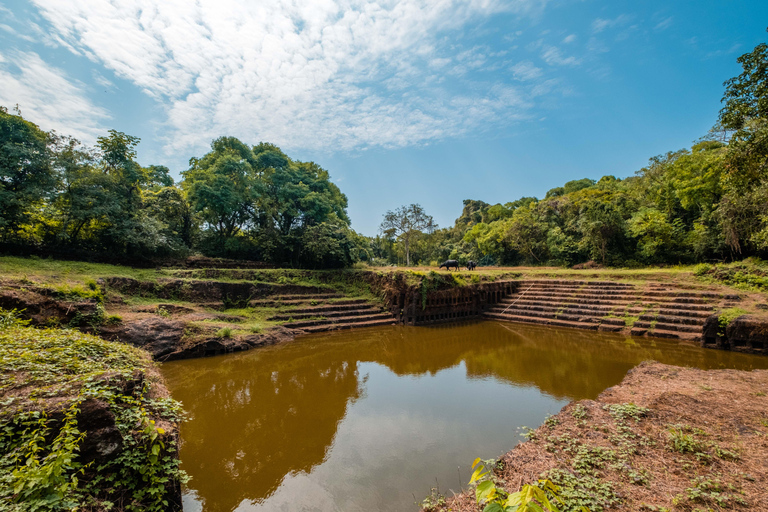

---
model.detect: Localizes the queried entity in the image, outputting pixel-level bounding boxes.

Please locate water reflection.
[161,320,768,512]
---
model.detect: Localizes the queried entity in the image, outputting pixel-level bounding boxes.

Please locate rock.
[108,317,186,358]
[77,398,123,464]
[725,315,768,354]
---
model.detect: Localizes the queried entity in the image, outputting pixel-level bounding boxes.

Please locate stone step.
[276,303,380,315]
[492,297,714,314]
[297,318,396,333]
[629,326,701,341]
[282,312,394,329]
[497,294,714,310]
[632,320,702,333]
[518,279,636,289]
[484,312,700,341]
[505,288,715,303]
[269,307,381,321]
[485,306,709,332]
[484,311,601,331]
[271,293,343,300]
[638,313,707,326]
[250,298,368,307]
[487,305,711,326]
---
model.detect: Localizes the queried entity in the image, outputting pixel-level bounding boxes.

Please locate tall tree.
[719,29,768,131]
[379,204,436,266]
[0,106,57,240]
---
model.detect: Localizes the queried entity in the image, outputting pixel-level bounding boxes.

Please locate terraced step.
[487,301,713,321]
[505,288,716,304]
[484,311,602,331]
[496,294,716,310]
[269,307,382,321]
[249,298,369,307]
[282,312,394,329]
[271,303,380,315]
[482,279,727,341]
[297,317,396,333]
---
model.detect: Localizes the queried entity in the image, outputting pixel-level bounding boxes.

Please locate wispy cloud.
[654,16,673,30]
[0,50,109,143]
[511,60,543,81]
[591,14,631,34]
[27,0,551,154]
[541,45,581,66]
[562,34,576,44]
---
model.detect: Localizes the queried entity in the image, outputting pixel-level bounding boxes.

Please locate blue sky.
[0,1,766,236]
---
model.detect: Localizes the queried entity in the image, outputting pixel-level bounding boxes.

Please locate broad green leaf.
[476,480,497,503]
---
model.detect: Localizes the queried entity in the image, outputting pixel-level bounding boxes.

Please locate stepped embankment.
[483,278,762,349]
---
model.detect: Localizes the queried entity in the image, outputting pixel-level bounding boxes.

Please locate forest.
[1,36,766,269]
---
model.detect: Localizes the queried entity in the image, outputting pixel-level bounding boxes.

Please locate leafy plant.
[469,458,588,512]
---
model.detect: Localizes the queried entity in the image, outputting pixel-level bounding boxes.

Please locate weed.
[469,458,580,512]
[420,487,446,511]
[667,425,707,455]
[605,403,649,423]
[0,308,31,330]
[718,307,748,336]
[545,415,560,429]
[156,306,171,318]
[571,404,588,420]
[216,327,233,338]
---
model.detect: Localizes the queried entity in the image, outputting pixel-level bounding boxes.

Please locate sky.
[0,1,766,236]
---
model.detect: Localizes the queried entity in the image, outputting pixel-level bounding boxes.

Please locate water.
[160,320,768,512]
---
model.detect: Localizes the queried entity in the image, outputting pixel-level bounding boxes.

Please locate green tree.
[719,29,768,131]
[0,106,57,240]
[183,137,260,242]
[379,204,436,266]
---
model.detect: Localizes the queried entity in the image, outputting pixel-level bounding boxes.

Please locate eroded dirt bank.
[434,361,768,512]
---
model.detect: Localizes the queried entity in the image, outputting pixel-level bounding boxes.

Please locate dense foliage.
[373,34,768,267]
[0,315,186,511]
[0,109,362,268]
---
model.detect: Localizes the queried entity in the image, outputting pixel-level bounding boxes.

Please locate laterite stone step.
[282,312,394,329]
[269,307,381,321]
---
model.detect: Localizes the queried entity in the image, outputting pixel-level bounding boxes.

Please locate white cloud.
[0,50,109,143]
[562,34,576,44]
[654,16,673,30]
[27,0,549,154]
[591,14,630,34]
[511,60,542,81]
[541,45,580,66]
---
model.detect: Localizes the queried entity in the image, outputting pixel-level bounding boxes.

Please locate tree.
[0,106,57,240]
[379,204,436,266]
[182,137,260,241]
[719,29,768,131]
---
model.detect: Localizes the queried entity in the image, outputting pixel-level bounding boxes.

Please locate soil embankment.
[435,361,768,512]
[0,324,185,510]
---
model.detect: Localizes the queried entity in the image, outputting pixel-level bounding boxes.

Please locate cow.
[466,260,477,271]
[439,259,460,271]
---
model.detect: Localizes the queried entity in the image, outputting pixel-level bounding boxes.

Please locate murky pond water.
[161,320,768,512]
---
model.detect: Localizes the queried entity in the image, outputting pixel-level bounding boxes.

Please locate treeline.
[372,35,768,267]
[0,106,368,268]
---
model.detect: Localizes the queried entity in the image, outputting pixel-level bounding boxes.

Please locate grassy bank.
[0,312,186,510]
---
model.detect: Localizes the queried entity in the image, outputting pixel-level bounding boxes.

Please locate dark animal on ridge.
[439,260,460,271]
[466,261,477,271]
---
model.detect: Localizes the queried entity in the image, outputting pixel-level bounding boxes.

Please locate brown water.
[161,320,768,512]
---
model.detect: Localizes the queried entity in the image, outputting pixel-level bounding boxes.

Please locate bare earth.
[437,361,768,512]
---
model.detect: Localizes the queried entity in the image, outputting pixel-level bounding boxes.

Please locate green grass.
[0,255,168,282]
